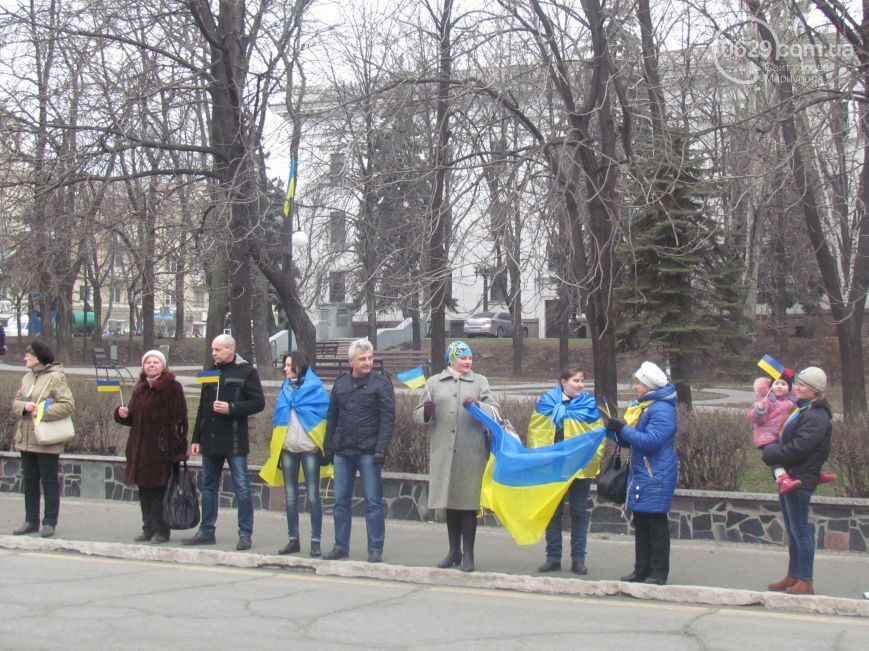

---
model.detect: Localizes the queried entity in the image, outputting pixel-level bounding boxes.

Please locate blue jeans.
[200,454,253,538]
[332,453,385,554]
[545,478,591,563]
[779,487,815,581]
[280,450,322,541]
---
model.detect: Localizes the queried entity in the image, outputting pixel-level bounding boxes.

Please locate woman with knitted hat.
[413,340,499,572]
[114,350,189,543]
[762,366,833,595]
[11,341,75,538]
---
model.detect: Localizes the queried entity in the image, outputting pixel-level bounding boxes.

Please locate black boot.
[460,510,477,573]
[438,509,462,568]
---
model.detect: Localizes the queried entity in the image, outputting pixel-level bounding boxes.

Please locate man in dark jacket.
[322,338,395,562]
[184,334,265,550]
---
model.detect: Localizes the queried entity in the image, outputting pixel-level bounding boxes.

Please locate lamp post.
[475,265,493,311]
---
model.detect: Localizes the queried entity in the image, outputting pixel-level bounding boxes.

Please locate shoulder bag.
[596,444,629,505]
[32,381,76,446]
[163,462,201,530]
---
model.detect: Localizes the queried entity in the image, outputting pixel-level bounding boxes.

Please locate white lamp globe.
[291,230,309,249]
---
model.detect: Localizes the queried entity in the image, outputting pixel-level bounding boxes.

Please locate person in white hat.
[603,360,678,585]
[761,366,833,596]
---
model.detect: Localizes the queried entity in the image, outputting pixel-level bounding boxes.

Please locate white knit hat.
[795,366,827,395]
[634,361,668,390]
[141,349,167,369]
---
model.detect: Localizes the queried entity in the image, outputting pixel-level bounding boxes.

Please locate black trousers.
[632,512,670,581]
[138,485,169,538]
[20,452,60,526]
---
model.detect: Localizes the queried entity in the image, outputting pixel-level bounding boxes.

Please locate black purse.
[163,462,201,530]
[596,444,629,505]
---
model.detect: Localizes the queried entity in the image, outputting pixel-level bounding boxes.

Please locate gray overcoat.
[413,370,499,510]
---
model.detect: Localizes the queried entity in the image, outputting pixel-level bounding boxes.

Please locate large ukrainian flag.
[259,370,332,486]
[468,402,607,545]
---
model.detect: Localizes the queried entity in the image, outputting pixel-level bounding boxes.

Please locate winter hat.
[445,340,472,363]
[142,349,167,369]
[634,361,668,390]
[780,368,795,391]
[795,366,827,395]
[26,341,55,365]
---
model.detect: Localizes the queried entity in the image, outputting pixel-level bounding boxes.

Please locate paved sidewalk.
[0,494,865,617]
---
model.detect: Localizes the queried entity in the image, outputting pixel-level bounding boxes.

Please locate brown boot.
[767,575,798,591]
[785,580,814,595]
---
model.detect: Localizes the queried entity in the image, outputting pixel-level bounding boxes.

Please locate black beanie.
[27,341,55,365]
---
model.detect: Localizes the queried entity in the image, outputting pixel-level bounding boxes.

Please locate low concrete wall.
[2,451,866,552]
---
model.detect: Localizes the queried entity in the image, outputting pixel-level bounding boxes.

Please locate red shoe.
[785,580,814,595]
[818,470,838,484]
[777,474,802,494]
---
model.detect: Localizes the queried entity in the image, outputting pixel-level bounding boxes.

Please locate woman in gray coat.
[413,340,499,572]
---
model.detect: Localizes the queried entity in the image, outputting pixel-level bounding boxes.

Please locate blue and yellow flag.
[96,379,121,393]
[196,369,220,384]
[35,398,53,423]
[527,388,606,478]
[283,153,297,218]
[468,402,607,545]
[396,366,427,389]
[260,370,332,486]
[757,354,785,380]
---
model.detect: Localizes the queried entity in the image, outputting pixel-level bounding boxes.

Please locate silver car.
[463,311,528,338]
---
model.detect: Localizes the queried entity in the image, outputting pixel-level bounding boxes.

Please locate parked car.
[463,311,528,338]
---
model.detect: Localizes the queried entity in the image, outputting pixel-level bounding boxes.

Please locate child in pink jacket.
[748,368,836,493]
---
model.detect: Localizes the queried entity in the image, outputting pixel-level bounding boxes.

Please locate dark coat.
[114,372,188,488]
[0,324,5,353]
[324,371,395,457]
[192,356,265,456]
[762,398,832,491]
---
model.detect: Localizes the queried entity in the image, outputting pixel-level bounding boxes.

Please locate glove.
[373,451,386,466]
[462,397,478,409]
[604,416,625,435]
[320,446,333,466]
[423,400,435,420]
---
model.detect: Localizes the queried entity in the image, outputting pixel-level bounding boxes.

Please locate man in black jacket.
[322,339,395,562]
[184,334,265,550]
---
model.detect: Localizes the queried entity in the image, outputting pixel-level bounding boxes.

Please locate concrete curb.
[2,535,866,618]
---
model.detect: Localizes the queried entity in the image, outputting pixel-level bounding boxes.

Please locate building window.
[490,271,507,303]
[164,291,176,307]
[329,211,346,248]
[111,285,123,303]
[193,290,206,307]
[329,271,346,303]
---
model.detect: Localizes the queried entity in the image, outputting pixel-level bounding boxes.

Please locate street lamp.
[291,229,309,249]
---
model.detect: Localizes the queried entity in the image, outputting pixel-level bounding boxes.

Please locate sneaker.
[40,525,55,538]
[818,470,838,484]
[182,531,216,545]
[322,548,349,561]
[777,474,802,494]
[236,537,252,551]
[12,522,38,536]
[278,538,300,555]
[151,533,170,544]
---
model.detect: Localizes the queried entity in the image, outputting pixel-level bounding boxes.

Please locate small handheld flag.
[196,370,221,384]
[35,398,53,423]
[97,380,122,393]
[396,366,427,389]
[757,354,785,380]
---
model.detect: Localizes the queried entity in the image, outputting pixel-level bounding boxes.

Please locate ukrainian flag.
[196,369,220,384]
[757,354,785,380]
[283,153,297,218]
[396,366,427,389]
[260,369,332,486]
[469,402,607,545]
[35,398,53,423]
[96,379,122,392]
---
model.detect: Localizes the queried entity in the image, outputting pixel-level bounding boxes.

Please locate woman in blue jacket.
[604,361,678,585]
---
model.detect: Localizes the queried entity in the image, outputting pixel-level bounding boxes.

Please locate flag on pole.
[757,354,785,380]
[96,379,122,393]
[196,369,220,384]
[396,366,427,389]
[35,398,53,423]
[283,153,297,218]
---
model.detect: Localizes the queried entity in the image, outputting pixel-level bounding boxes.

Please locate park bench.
[92,347,136,384]
[313,356,385,382]
[372,350,431,377]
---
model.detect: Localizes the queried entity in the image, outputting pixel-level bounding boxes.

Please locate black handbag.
[163,462,201,530]
[596,445,629,505]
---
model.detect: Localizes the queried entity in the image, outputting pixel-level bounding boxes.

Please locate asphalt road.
[1,549,866,649]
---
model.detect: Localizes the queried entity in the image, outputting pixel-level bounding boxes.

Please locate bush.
[829,413,869,498]
[676,407,752,491]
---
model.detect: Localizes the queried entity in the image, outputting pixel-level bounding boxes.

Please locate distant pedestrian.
[259,351,330,558]
[184,335,265,550]
[322,339,395,563]
[603,361,678,586]
[413,340,499,573]
[763,367,833,596]
[114,350,188,544]
[0,322,6,354]
[528,367,605,576]
[11,341,75,538]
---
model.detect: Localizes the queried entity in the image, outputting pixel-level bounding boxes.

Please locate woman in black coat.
[114,350,188,543]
